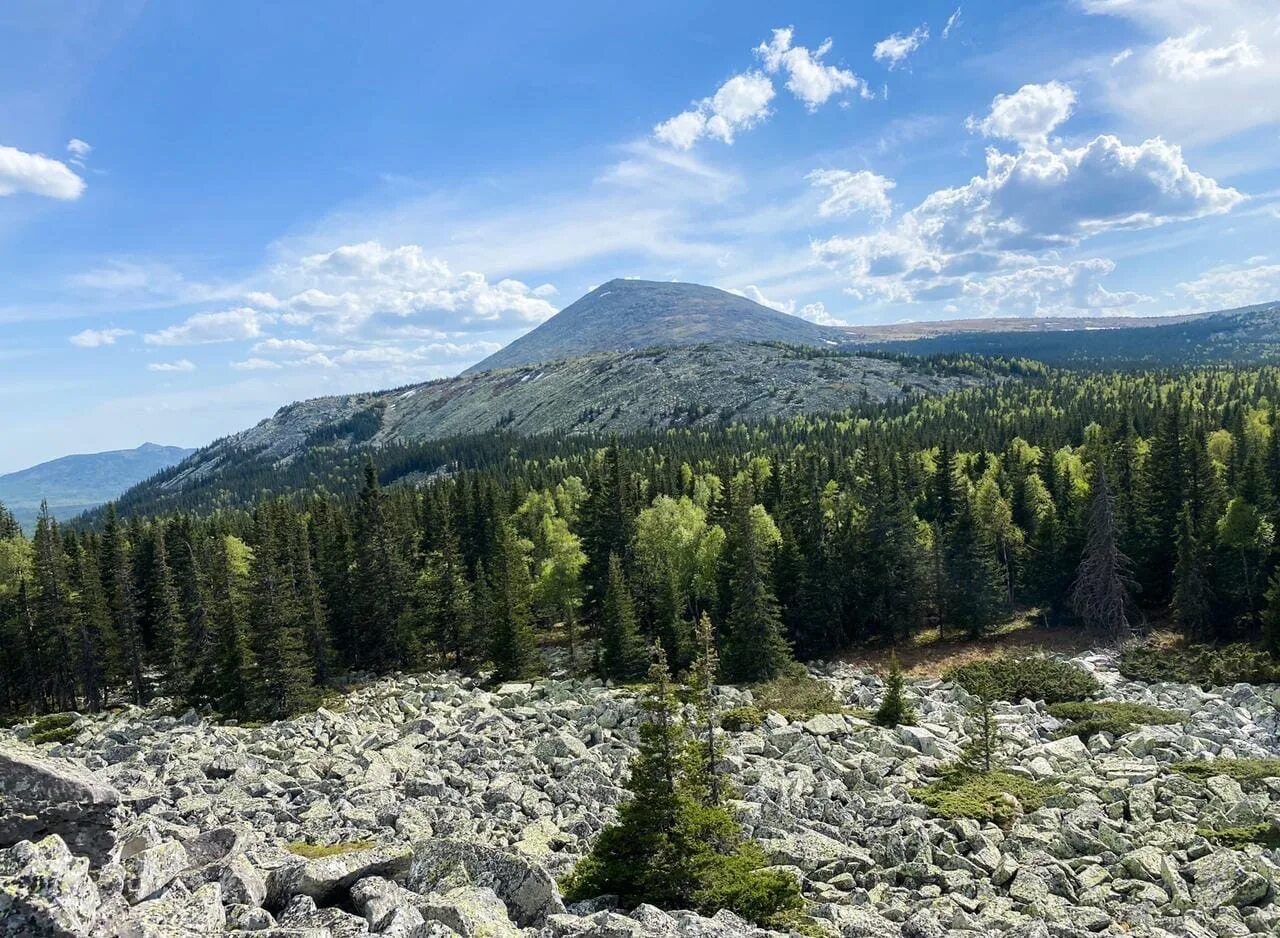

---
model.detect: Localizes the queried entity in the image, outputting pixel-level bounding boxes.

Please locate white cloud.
[797,301,852,327]
[148,359,196,373]
[230,357,282,371]
[0,144,85,200]
[144,306,270,346]
[756,28,868,109]
[654,71,776,149]
[963,259,1149,315]
[873,25,929,69]
[251,337,328,355]
[733,284,795,314]
[1080,0,1280,144]
[69,327,132,348]
[1154,28,1262,80]
[808,169,896,220]
[942,8,963,40]
[968,82,1077,147]
[66,138,92,167]
[1178,261,1280,308]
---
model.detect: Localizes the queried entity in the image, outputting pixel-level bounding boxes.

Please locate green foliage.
[1174,758,1280,787]
[945,654,1099,704]
[874,655,916,728]
[1197,824,1280,850]
[1118,640,1280,687]
[29,712,79,745]
[749,671,844,722]
[912,770,1060,826]
[285,840,376,858]
[1047,701,1182,740]
[720,705,764,732]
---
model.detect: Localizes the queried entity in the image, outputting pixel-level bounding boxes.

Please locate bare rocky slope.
[2,653,1279,936]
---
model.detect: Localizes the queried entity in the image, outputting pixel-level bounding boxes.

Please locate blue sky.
[2,0,1279,471]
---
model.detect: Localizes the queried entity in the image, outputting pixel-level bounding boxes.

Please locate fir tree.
[487,521,537,681]
[961,680,1001,775]
[943,496,1006,639]
[1171,507,1212,639]
[722,496,792,684]
[209,535,251,718]
[140,525,184,697]
[246,507,315,720]
[874,654,916,728]
[102,505,146,704]
[31,504,77,711]
[687,612,723,805]
[599,553,646,681]
[1072,460,1139,641]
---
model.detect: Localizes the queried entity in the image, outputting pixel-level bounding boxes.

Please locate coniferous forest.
[6,359,1280,721]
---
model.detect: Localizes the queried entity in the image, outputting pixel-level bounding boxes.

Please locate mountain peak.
[465,278,845,374]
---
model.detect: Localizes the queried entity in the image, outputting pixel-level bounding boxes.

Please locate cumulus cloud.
[808,169,896,220]
[148,359,196,373]
[69,327,132,348]
[873,26,929,69]
[654,72,776,149]
[757,27,868,109]
[1178,261,1280,309]
[229,357,282,371]
[0,143,85,200]
[144,306,271,346]
[962,259,1149,315]
[797,301,853,327]
[968,82,1077,147]
[1080,0,1280,144]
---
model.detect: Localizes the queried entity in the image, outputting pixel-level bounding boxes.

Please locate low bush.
[1119,640,1280,688]
[912,769,1060,827]
[749,671,845,722]
[30,713,79,746]
[1047,701,1183,740]
[720,706,764,732]
[286,840,376,859]
[1173,758,1280,787]
[1198,824,1280,849]
[945,655,1099,705]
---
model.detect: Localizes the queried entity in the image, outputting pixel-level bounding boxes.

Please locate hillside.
[850,302,1280,367]
[121,344,982,516]
[0,443,194,530]
[465,278,846,373]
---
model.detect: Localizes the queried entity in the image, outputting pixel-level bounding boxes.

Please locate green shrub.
[30,713,79,745]
[945,655,1099,705]
[1173,758,1280,787]
[912,769,1060,827]
[750,671,845,722]
[874,656,916,728]
[1119,640,1280,688]
[720,706,764,732]
[1047,701,1183,740]
[1198,824,1280,849]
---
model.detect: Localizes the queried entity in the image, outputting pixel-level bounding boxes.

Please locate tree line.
[5,365,1280,720]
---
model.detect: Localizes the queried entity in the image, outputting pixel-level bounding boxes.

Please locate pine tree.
[487,521,537,681]
[722,497,792,683]
[599,553,646,681]
[874,654,916,728]
[1071,460,1139,641]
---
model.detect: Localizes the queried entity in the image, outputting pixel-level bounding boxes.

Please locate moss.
[1119,640,1280,688]
[720,706,764,731]
[945,654,1099,705]
[30,726,79,745]
[1047,701,1183,740]
[1174,758,1280,787]
[912,770,1060,826]
[30,713,79,745]
[750,671,845,722]
[285,840,376,859]
[1198,824,1280,850]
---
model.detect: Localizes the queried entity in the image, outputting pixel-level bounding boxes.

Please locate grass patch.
[1174,758,1280,787]
[1119,639,1280,688]
[1198,824,1280,850]
[749,671,847,722]
[286,840,377,859]
[1047,701,1183,740]
[912,769,1061,827]
[721,706,764,731]
[945,654,1099,705]
[30,713,78,745]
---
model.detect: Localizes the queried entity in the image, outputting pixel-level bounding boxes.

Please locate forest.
[5,361,1280,721]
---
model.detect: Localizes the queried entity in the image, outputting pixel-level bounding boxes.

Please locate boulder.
[122,840,190,903]
[1188,850,1270,908]
[419,885,520,938]
[0,835,100,937]
[407,839,565,927]
[114,881,225,938]
[281,842,412,905]
[0,744,122,865]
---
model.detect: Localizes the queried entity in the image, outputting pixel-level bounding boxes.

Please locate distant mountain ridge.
[465,278,846,373]
[0,443,195,529]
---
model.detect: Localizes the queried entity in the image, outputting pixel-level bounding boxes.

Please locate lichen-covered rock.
[113,881,225,938]
[122,840,190,903]
[282,842,412,905]
[419,885,519,938]
[0,835,100,937]
[407,839,565,927]
[0,745,122,865]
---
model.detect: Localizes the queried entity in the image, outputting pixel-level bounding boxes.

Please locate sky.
[2,0,1279,471]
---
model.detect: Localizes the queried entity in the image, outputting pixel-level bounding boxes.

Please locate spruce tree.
[599,553,646,681]
[140,525,184,697]
[961,687,1001,775]
[874,654,916,728]
[487,521,538,681]
[687,612,723,805]
[69,539,113,712]
[246,506,315,720]
[209,535,251,718]
[722,498,792,683]
[944,496,1006,639]
[102,505,146,704]
[31,504,77,711]
[1171,506,1212,639]
[1071,460,1139,641]
[354,459,411,670]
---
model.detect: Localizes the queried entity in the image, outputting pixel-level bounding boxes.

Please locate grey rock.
[420,885,519,938]
[0,744,122,865]
[407,839,565,927]
[0,835,101,937]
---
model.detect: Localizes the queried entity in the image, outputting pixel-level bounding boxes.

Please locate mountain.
[846,302,1280,367]
[0,443,195,529]
[465,278,847,373]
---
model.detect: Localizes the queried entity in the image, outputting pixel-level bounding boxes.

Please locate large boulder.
[0,744,122,865]
[0,835,101,937]
[419,885,520,938]
[277,842,413,906]
[407,839,565,927]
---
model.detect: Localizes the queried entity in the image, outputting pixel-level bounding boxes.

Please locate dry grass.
[286,840,376,859]
[839,609,1098,678]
